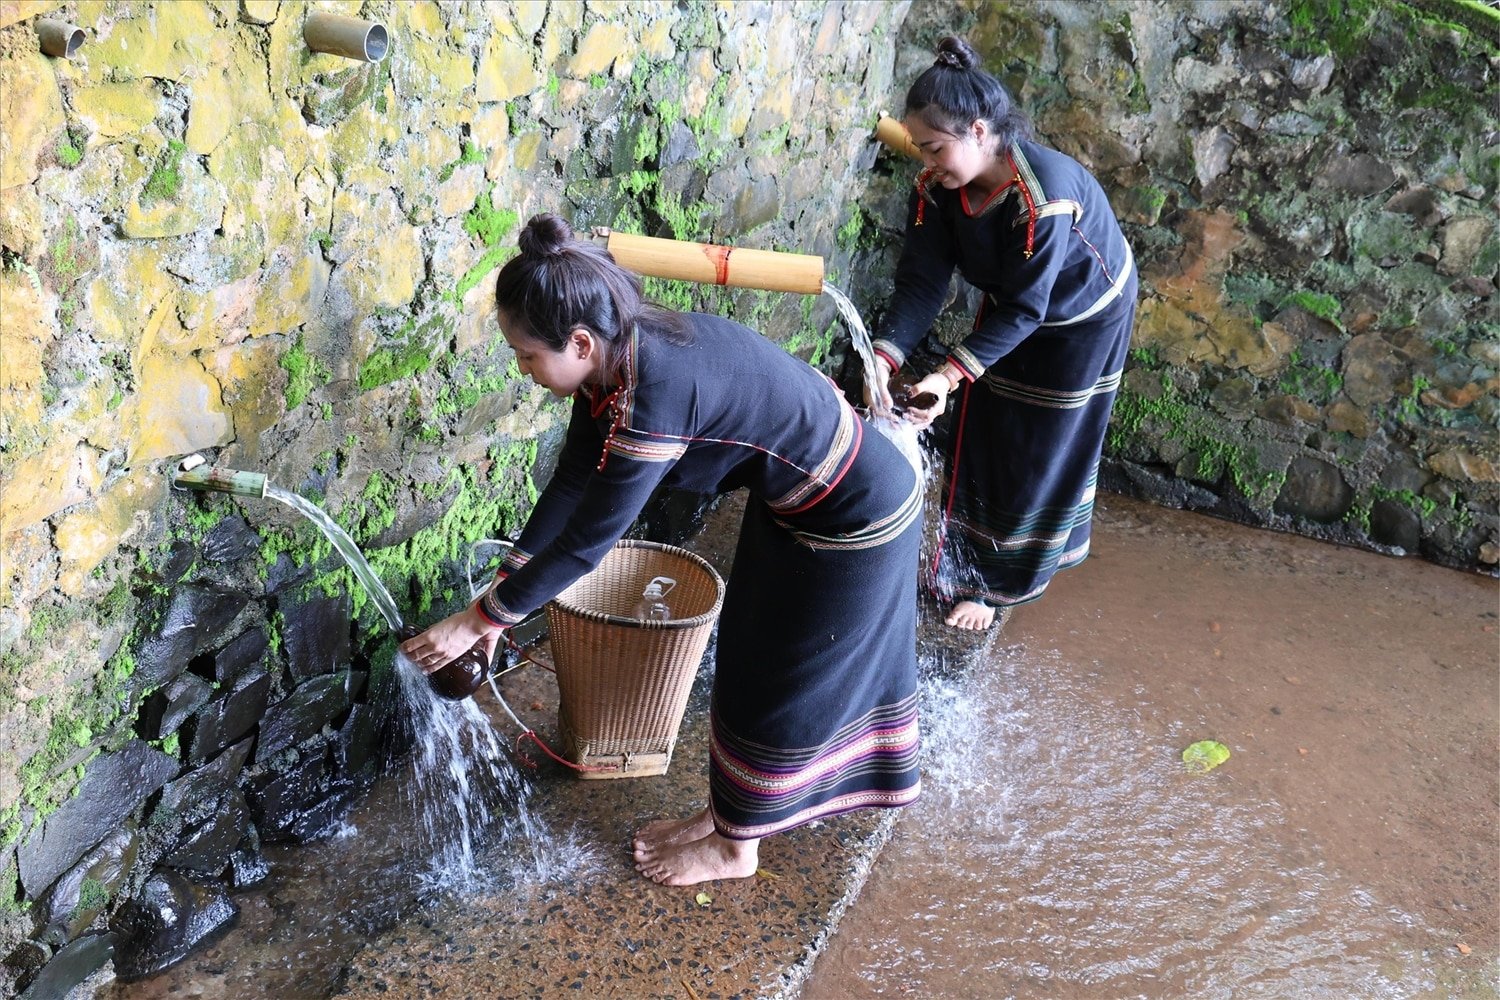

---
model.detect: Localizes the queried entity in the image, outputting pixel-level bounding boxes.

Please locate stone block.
[109,872,237,982]
[0,50,64,190]
[40,824,139,945]
[167,790,251,876]
[199,627,269,689]
[154,737,252,821]
[132,584,252,696]
[15,933,114,1000]
[1274,456,1354,523]
[186,673,270,765]
[281,593,352,680]
[246,749,332,841]
[201,515,261,565]
[255,671,361,761]
[138,673,214,740]
[17,741,179,897]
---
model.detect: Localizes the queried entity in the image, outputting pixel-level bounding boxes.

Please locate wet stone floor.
[98,492,1497,1000]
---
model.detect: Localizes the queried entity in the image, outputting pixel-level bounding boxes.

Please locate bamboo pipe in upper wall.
[873,112,921,161]
[590,229,825,296]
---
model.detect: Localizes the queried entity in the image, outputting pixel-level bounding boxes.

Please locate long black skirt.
[707,470,924,840]
[931,283,1137,608]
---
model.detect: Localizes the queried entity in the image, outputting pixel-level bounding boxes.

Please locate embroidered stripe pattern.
[1040,244,1135,328]
[1013,198,1083,227]
[768,392,860,513]
[711,695,921,839]
[604,432,688,464]
[871,339,906,370]
[949,342,985,382]
[776,472,923,551]
[979,367,1123,409]
[477,586,526,627]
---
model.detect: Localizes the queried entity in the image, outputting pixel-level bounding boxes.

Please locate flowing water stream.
[822,281,925,478]
[266,485,541,890]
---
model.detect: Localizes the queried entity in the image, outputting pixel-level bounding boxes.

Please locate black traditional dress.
[477,313,924,839]
[874,140,1137,609]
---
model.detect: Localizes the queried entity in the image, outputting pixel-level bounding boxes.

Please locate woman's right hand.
[400,605,503,674]
[899,372,950,431]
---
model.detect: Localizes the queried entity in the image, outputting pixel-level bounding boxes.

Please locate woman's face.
[904,115,991,190]
[500,312,600,397]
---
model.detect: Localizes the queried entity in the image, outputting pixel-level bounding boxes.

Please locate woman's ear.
[568,327,595,360]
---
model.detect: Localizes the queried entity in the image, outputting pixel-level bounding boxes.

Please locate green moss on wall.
[281,334,332,410]
[141,140,187,205]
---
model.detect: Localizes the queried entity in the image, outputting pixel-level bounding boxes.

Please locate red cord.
[497,635,620,774]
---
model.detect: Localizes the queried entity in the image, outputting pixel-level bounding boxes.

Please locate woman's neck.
[968,149,1017,202]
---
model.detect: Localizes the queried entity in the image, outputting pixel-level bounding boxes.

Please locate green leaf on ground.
[1183,740,1231,773]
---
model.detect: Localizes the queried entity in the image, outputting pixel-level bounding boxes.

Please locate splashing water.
[266,485,547,889]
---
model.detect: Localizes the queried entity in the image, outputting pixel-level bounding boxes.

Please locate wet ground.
[806,493,1499,999]
[95,492,1497,999]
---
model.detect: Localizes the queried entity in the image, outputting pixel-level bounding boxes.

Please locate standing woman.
[403,214,924,886]
[873,36,1137,631]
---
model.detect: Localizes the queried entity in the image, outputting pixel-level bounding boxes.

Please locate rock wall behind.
[0,0,912,987]
[856,0,1498,569]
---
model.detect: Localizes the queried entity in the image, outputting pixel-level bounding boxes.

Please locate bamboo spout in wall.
[303,12,388,62]
[873,112,921,161]
[36,18,85,59]
[590,229,824,296]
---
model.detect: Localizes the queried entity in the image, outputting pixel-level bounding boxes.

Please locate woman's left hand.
[900,372,951,430]
[400,605,503,674]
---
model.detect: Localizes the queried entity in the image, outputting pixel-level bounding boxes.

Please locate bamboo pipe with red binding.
[589,228,824,296]
[873,112,921,161]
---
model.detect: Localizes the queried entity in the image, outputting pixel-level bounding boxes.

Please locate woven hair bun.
[934,36,978,71]
[518,212,574,259]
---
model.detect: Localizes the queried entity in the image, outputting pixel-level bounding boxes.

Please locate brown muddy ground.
[804,493,1499,999]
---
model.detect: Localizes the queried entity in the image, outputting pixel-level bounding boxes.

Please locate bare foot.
[634,832,759,886]
[632,807,714,853]
[946,599,996,630]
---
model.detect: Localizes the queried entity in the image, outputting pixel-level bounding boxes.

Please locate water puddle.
[805,495,1499,998]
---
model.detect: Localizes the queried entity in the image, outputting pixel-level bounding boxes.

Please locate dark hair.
[494,213,689,378]
[904,36,1031,148]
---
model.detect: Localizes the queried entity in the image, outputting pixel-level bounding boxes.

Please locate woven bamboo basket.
[546,539,724,779]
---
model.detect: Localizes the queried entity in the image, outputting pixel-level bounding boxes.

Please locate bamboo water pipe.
[873,112,921,161]
[589,228,824,296]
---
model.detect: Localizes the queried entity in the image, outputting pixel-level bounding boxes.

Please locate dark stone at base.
[1370,498,1422,552]
[256,671,361,762]
[154,737,253,822]
[228,827,270,889]
[18,741,179,898]
[167,791,251,877]
[186,673,270,765]
[332,703,378,782]
[18,933,114,1000]
[41,825,139,945]
[109,872,237,981]
[247,751,332,842]
[1099,458,1223,512]
[1274,456,1353,523]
